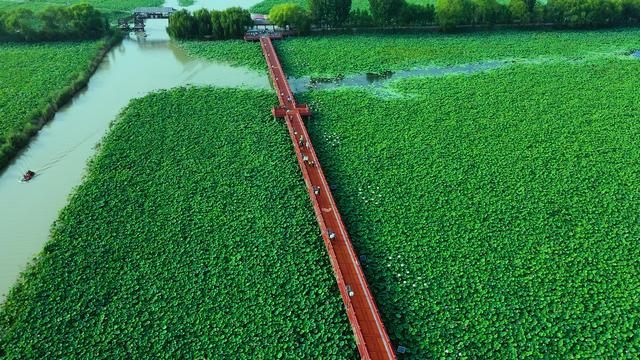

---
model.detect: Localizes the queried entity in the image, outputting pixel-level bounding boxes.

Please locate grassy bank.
[0,35,121,170]
[298,57,640,357]
[0,87,356,358]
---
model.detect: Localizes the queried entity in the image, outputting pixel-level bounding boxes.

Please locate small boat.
[21,170,35,182]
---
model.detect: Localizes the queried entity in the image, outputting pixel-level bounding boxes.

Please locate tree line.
[435,0,640,30]
[0,4,108,41]
[161,0,640,40]
[167,7,253,39]
[268,0,640,32]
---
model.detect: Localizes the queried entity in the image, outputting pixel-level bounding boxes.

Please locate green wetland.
[275,29,640,77]
[182,29,640,357]
[0,87,356,358]
[181,29,640,79]
[299,57,640,357]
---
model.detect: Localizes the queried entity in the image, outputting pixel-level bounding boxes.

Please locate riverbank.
[0,34,123,171]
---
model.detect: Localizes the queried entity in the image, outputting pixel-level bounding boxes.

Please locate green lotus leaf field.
[274,29,640,77]
[0,0,163,14]
[3,24,640,359]
[0,87,357,359]
[0,41,106,167]
[298,57,640,357]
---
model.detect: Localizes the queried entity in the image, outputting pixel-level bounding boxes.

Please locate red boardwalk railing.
[259,36,397,360]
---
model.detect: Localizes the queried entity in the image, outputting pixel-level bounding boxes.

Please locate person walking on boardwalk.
[302,153,315,167]
[298,135,304,148]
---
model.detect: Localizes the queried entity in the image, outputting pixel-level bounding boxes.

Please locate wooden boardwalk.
[259,36,396,360]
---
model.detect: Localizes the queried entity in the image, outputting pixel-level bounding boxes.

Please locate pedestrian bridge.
[132,7,176,19]
[260,36,397,360]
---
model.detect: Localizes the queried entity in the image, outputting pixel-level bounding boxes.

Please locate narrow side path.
[259,36,396,360]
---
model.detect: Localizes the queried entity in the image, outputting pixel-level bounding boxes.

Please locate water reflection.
[0,19,269,298]
[289,61,506,92]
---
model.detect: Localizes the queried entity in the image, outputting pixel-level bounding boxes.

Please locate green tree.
[210,10,224,39]
[524,0,538,12]
[546,0,620,28]
[68,4,106,39]
[269,3,311,32]
[435,0,475,30]
[618,0,640,22]
[368,0,403,24]
[348,8,374,26]
[193,8,212,37]
[39,6,71,39]
[335,0,352,25]
[308,0,351,27]
[509,0,530,23]
[0,11,6,36]
[219,7,252,39]
[472,0,506,24]
[0,4,105,41]
[167,9,196,39]
[4,8,40,41]
[398,3,435,25]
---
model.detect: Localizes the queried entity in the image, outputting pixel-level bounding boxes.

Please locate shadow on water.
[288,61,506,93]
[0,18,269,299]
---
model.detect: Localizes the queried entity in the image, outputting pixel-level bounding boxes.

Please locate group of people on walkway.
[294,130,315,168]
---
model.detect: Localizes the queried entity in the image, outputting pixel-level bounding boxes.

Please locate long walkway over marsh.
[259,36,396,360]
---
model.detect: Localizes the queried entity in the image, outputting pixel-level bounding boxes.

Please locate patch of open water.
[289,61,507,93]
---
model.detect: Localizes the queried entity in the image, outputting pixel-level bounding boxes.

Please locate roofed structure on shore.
[133,7,176,19]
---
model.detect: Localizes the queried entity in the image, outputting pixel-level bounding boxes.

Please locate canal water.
[0,1,268,298]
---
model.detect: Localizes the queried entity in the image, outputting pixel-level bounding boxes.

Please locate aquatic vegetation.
[0,0,162,14]
[298,58,640,358]
[0,87,356,358]
[179,40,267,70]
[276,29,640,77]
[181,30,640,80]
[0,40,107,168]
